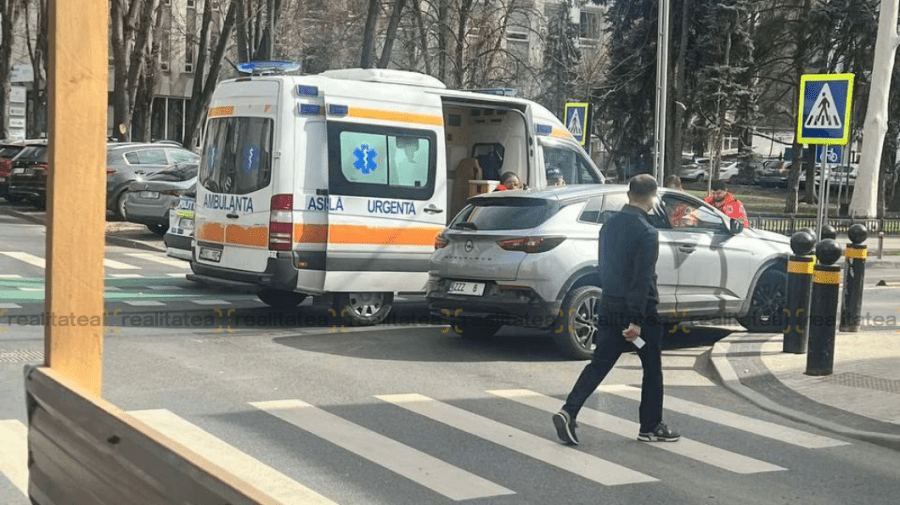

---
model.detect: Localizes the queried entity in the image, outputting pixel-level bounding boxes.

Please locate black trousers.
[562,302,663,433]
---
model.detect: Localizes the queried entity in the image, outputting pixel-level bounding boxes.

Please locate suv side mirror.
[729,218,744,235]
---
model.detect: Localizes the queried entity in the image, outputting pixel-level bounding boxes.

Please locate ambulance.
[189,65,604,325]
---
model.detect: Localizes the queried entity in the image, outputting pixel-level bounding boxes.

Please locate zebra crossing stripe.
[599,385,849,449]
[121,300,167,307]
[109,273,144,279]
[0,303,22,309]
[129,410,338,505]
[0,251,45,268]
[0,420,28,496]
[103,258,140,270]
[190,299,231,305]
[250,399,514,501]
[489,389,785,474]
[0,274,23,279]
[376,393,657,486]
[126,252,191,268]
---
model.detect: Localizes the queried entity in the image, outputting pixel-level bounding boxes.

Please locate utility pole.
[653,0,671,183]
[849,0,899,218]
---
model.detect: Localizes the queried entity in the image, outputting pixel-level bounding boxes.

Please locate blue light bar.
[535,124,553,136]
[328,104,349,116]
[237,60,301,75]
[299,103,322,115]
[297,85,319,97]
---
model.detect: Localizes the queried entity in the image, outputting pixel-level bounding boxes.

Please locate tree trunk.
[412,0,432,75]
[438,0,449,81]
[377,0,407,68]
[235,0,250,62]
[184,0,237,147]
[0,0,18,139]
[666,0,691,182]
[785,0,813,214]
[360,0,380,68]
[454,0,474,88]
[711,26,732,183]
[850,0,900,217]
[111,0,131,141]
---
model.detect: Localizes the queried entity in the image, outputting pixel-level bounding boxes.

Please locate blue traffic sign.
[563,102,589,146]
[815,146,843,164]
[797,73,854,145]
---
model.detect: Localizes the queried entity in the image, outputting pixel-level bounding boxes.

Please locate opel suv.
[427,185,791,359]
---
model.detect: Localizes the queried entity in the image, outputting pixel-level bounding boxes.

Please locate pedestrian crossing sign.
[797,73,854,145]
[564,102,590,146]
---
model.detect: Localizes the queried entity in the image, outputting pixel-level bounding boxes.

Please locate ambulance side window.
[328,122,437,200]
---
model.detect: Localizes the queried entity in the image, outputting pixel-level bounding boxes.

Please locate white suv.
[427,185,792,359]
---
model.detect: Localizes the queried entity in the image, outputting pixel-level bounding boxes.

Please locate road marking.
[489,389,785,475]
[121,300,167,307]
[0,303,22,309]
[0,251,45,268]
[109,273,144,278]
[104,286,122,291]
[190,299,231,305]
[126,252,191,268]
[166,273,186,278]
[251,399,514,501]
[0,274,23,279]
[599,385,848,449]
[376,393,656,486]
[0,419,28,496]
[103,258,140,270]
[129,409,338,505]
[17,287,42,292]
[146,285,184,291]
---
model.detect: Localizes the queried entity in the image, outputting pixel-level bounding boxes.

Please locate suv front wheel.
[738,268,787,333]
[553,285,602,360]
[453,318,503,339]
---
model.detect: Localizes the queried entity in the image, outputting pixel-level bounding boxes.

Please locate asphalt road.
[1,202,899,504]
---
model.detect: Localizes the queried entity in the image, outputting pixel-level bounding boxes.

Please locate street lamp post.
[653,0,671,183]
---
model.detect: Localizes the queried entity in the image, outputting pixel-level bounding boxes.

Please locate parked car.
[755,160,791,188]
[0,141,26,202]
[427,185,791,359]
[107,143,199,218]
[165,193,195,261]
[679,162,708,182]
[124,162,198,234]
[6,141,49,207]
[828,165,857,187]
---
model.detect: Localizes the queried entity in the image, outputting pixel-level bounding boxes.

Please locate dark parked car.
[0,141,26,201]
[107,144,199,218]
[755,160,790,188]
[124,162,197,234]
[7,141,49,207]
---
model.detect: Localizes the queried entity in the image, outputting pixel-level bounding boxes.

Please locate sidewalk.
[708,332,900,450]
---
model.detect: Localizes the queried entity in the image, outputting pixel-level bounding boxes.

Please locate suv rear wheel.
[334,292,393,326]
[257,289,307,309]
[453,318,502,339]
[738,268,787,333]
[552,285,602,360]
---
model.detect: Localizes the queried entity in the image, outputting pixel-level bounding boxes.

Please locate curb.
[6,207,166,253]
[707,335,900,451]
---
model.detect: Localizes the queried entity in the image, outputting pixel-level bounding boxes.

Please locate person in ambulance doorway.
[705,180,750,227]
[494,171,523,191]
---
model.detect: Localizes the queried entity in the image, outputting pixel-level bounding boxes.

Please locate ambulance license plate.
[448,281,485,296]
[199,247,222,262]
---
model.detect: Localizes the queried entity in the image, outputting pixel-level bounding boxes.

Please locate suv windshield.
[451,197,559,230]
[199,117,273,194]
[16,146,47,163]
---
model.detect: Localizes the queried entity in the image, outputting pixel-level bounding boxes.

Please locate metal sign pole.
[817,145,829,239]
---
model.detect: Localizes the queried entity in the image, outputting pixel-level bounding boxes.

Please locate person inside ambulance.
[495,171,523,191]
[547,168,566,187]
[705,180,749,227]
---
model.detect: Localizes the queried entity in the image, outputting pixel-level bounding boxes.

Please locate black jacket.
[598,204,660,326]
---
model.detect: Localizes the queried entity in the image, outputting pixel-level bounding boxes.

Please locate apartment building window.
[579,10,602,40]
[150,97,187,142]
[185,1,197,73]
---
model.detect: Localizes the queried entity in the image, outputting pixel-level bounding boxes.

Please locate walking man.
[553,174,680,445]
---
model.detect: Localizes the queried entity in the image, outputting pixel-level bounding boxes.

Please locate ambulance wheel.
[334,292,393,326]
[257,289,307,310]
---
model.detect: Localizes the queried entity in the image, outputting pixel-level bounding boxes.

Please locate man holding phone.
[553,174,679,445]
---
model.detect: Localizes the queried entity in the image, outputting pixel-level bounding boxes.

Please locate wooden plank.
[26,367,281,505]
[43,0,108,394]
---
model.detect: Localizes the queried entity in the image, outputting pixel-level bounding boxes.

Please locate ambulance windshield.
[199,117,273,195]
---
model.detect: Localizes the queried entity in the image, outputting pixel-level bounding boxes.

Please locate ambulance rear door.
[322,84,446,293]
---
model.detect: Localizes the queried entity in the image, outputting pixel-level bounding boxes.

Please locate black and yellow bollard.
[784,230,816,354]
[806,239,842,376]
[821,224,837,240]
[839,224,868,332]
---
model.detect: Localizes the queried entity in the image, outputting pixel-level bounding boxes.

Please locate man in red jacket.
[705,180,749,227]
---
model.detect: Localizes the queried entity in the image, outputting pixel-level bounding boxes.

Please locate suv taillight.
[269,194,293,251]
[435,231,449,249]
[497,236,566,253]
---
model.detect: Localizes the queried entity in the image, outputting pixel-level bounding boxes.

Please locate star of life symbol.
[805,83,842,129]
[353,144,378,175]
[567,109,583,137]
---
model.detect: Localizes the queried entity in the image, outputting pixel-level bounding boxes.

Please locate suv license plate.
[139,190,160,199]
[448,281,485,296]
[199,247,222,262]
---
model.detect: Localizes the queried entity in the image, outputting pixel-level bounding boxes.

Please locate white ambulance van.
[190,67,604,325]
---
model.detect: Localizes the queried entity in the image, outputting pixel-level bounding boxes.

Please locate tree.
[22,0,47,138]
[183,0,238,147]
[377,0,407,68]
[0,0,21,139]
[111,0,162,141]
[541,1,580,117]
[235,0,281,62]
